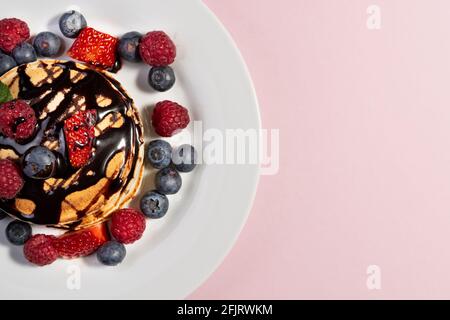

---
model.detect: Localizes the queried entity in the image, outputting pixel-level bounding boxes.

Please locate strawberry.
[68,27,119,68]
[63,110,96,168]
[54,223,109,259]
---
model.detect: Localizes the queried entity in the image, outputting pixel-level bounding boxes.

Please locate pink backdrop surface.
[190,0,450,299]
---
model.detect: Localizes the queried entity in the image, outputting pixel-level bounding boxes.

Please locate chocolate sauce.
[107,59,122,74]
[0,61,143,226]
[12,117,26,133]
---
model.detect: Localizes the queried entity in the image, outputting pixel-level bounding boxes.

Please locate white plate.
[0,0,260,299]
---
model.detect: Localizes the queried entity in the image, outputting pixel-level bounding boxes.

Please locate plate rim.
[182,0,262,298]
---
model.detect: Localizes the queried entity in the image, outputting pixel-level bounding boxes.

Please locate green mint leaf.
[0,82,12,104]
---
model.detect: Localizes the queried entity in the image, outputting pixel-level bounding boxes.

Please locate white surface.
[0,0,260,299]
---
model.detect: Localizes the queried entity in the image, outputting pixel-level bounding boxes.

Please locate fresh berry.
[23,234,58,266]
[139,31,176,66]
[172,144,197,173]
[140,191,169,219]
[12,42,37,65]
[118,31,142,62]
[155,167,182,195]
[0,54,16,76]
[22,146,57,180]
[6,220,32,245]
[33,32,63,57]
[68,27,119,68]
[147,139,172,169]
[0,99,36,141]
[63,110,96,168]
[0,208,7,220]
[0,18,30,54]
[59,10,87,39]
[97,241,126,266]
[0,159,24,199]
[148,66,175,92]
[53,223,108,259]
[152,100,190,137]
[110,208,146,244]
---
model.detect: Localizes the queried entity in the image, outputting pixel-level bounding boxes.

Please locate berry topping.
[0,18,30,53]
[12,42,37,65]
[22,146,57,180]
[68,27,119,68]
[139,31,176,66]
[148,66,175,92]
[53,223,109,259]
[0,54,16,76]
[33,32,63,57]
[172,144,197,173]
[152,100,190,137]
[6,220,32,245]
[118,31,142,63]
[63,110,96,168]
[97,241,126,266]
[59,10,87,39]
[147,139,172,169]
[110,208,146,244]
[0,99,37,141]
[155,167,182,195]
[24,234,58,266]
[140,191,169,219]
[0,159,24,199]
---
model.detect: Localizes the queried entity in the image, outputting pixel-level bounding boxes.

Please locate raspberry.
[54,223,109,259]
[68,27,119,69]
[0,159,24,199]
[152,100,190,137]
[63,110,96,168]
[24,234,58,266]
[110,209,146,244]
[0,18,30,53]
[139,31,176,66]
[0,100,37,141]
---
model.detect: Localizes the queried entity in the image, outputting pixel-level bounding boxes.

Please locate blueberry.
[118,31,142,62]
[33,32,62,57]
[155,167,182,195]
[59,10,87,39]
[147,140,172,169]
[172,144,197,173]
[22,146,57,180]
[140,191,169,219]
[0,54,16,76]
[148,66,175,92]
[6,220,32,245]
[97,241,126,266]
[12,43,37,65]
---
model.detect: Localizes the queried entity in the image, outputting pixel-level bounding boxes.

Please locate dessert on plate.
[0,60,144,229]
[0,10,197,267]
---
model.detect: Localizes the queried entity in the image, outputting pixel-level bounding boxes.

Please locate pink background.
[191,0,450,299]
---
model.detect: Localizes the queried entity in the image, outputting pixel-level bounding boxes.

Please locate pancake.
[0,60,144,229]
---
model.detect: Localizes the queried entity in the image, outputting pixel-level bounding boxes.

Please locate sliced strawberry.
[64,110,96,168]
[68,27,119,68]
[54,223,109,259]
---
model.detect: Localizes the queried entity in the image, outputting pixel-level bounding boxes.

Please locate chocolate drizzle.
[0,61,143,226]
